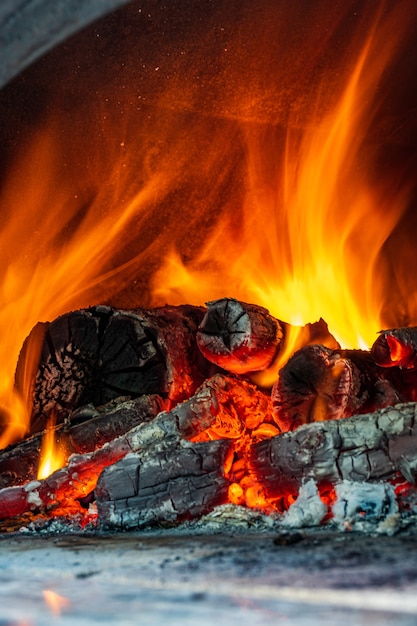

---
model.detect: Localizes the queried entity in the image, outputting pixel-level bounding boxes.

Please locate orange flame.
[151,4,416,350]
[37,414,67,480]
[0,2,416,450]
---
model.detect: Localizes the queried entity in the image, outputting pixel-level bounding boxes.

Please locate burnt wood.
[95,438,232,529]
[372,327,417,369]
[15,304,215,435]
[250,401,417,500]
[0,409,183,520]
[271,344,413,431]
[0,377,240,520]
[0,372,267,520]
[171,373,272,440]
[0,394,166,489]
[197,298,282,374]
[0,372,265,491]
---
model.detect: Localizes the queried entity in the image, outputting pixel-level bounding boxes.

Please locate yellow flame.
[252,325,313,388]
[0,1,416,449]
[151,6,414,350]
[37,415,66,480]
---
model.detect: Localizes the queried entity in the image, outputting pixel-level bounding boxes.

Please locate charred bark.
[15,304,216,435]
[0,394,166,489]
[251,401,417,499]
[272,345,411,432]
[197,298,283,374]
[0,373,269,491]
[0,375,245,520]
[95,438,232,529]
[0,409,184,520]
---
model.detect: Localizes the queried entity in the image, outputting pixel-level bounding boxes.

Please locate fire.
[37,414,67,480]
[151,3,416,351]
[0,1,416,454]
[0,124,172,447]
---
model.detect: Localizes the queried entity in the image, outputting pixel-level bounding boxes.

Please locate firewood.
[15,304,216,436]
[271,345,405,432]
[372,327,417,369]
[196,298,283,374]
[250,401,417,500]
[0,375,246,521]
[0,409,189,521]
[95,438,232,529]
[0,394,166,489]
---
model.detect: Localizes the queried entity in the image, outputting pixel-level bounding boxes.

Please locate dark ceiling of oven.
[0,0,131,89]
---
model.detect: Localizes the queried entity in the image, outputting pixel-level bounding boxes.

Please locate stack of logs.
[1,298,417,529]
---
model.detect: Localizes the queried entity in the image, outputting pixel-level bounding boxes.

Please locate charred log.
[0,394,166,489]
[196,299,340,380]
[372,327,417,369]
[0,409,185,520]
[251,401,417,500]
[196,298,283,374]
[272,345,407,431]
[95,438,232,529]
[0,373,269,491]
[0,374,251,520]
[16,304,216,435]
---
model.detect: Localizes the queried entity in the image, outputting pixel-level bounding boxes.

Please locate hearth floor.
[1,526,417,625]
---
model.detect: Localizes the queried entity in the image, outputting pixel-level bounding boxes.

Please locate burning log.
[196,298,339,378]
[95,438,232,529]
[372,327,417,369]
[196,298,282,374]
[16,304,216,435]
[272,345,406,431]
[0,374,263,521]
[0,407,197,521]
[251,401,417,500]
[0,394,166,489]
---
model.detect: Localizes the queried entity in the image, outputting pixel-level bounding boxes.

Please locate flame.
[43,590,70,616]
[37,414,67,480]
[0,1,416,449]
[151,4,415,350]
[0,120,174,447]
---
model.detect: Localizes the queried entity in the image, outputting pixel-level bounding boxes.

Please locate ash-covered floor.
[2,525,417,625]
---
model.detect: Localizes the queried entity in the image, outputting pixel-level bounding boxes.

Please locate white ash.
[332,480,399,534]
[23,480,41,492]
[282,480,328,528]
[188,504,280,532]
[25,489,42,508]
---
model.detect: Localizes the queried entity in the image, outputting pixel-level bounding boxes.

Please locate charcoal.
[0,394,166,489]
[372,327,417,369]
[96,438,232,529]
[272,345,406,431]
